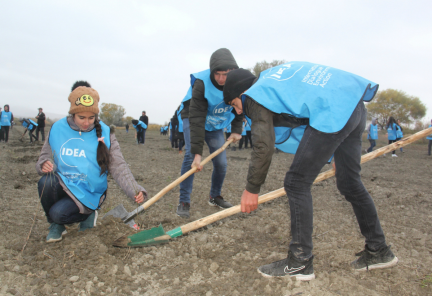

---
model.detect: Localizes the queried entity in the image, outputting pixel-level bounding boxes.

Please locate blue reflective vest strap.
[368,124,378,140]
[49,117,111,210]
[191,69,235,131]
[242,61,378,154]
[1,111,12,126]
[387,123,398,140]
[427,125,432,140]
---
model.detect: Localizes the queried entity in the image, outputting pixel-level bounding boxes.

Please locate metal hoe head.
[103,204,139,230]
[112,224,170,247]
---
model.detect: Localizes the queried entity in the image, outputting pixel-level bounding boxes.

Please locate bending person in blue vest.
[386,117,399,157]
[1,104,14,143]
[132,119,147,144]
[176,48,243,218]
[223,65,398,281]
[35,81,147,243]
[366,118,378,153]
[20,118,38,143]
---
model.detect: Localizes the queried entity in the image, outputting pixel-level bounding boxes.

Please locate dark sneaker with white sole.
[46,223,67,243]
[208,196,233,209]
[257,251,315,281]
[351,245,398,271]
[176,202,190,218]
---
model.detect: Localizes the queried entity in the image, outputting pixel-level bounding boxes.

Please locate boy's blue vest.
[396,125,403,138]
[22,119,38,131]
[1,111,12,126]
[242,62,378,154]
[49,118,111,210]
[387,123,398,140]
[368,124,378,140]
[133,121,147,131]
[180,69,235,131]
[427,125,432,140]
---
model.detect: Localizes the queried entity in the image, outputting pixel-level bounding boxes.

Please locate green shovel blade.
[126,224,169,247]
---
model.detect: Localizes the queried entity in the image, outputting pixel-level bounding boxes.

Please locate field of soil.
[1,125,432,296]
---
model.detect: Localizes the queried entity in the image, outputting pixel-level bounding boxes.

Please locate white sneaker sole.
[356,256,399,271]
[46,230,67,243]
[257,268,316,281]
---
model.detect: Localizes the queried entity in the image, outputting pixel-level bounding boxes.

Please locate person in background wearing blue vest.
[396,119,404,153]
[0,107,3,142]
[35,81,147,243]
[132,119,147,144]
[245,117,252,149]
[386,117,399,157]
[223,65,398,281]
[175,48,243,218]
[238,119,248,150]
[366,118,378,153]
[427,119,432,156]
[1,104,14,143]
[20,118,38,143]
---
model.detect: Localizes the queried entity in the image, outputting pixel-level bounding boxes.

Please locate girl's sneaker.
[46,223,67,243]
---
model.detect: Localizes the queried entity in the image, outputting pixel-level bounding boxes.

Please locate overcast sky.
[1,0,431,124]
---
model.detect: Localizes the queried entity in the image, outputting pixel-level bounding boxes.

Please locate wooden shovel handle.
[141,139,233,210]
[179,127,432,235]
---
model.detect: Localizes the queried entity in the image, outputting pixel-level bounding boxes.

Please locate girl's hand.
[41,161,54,173]
[134,192,145,203]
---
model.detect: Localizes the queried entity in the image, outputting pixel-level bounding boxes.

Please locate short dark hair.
[71,81,91,92]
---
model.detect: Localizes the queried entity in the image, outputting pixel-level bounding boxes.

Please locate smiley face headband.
[68,86,100,114]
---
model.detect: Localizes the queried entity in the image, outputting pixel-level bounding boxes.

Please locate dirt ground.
[1,125,432,296]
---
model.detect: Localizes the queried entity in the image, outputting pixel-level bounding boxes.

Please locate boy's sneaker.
[79,211,98,232]
[209,196,233,209]
[257,251,315,281]
[392,154,398,157]
[46,223,67,243]
[176,202,190,218]
[351,245,398,271]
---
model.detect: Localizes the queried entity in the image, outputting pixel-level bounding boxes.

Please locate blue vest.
[245,121,251,132]
[396,125,403,138]
[49,118,111,210]
[368,124,378,140]
[23,119,38,131]
[180,69,235,131]
[133,120,147,131]
[1,111,12,126]
[427,125,432,140]
[176,110,183,133]
[242,62,378,154]
[387,123,398,140]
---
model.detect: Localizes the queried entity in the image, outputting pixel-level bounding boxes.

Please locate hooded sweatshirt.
[188,48,243,155]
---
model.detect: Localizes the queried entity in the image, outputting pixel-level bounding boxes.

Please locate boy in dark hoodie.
[175,48,244,218]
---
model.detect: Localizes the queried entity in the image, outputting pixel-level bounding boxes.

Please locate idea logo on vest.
[59,138,89,168]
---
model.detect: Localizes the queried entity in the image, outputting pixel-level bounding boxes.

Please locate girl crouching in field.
[35,81,147,243]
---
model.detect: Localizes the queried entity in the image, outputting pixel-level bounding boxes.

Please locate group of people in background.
[0,105,45,144]
[366,117,404,157]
